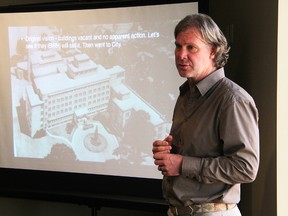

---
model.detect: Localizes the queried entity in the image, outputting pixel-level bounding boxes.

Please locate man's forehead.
[176,27,205,43]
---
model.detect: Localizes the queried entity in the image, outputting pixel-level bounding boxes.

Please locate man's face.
[174,27,216,82]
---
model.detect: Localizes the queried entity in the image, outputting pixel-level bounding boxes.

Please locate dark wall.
[209,0,277,215]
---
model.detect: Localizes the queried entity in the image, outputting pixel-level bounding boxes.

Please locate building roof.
[112,84,164,126]
[33,66,110,95]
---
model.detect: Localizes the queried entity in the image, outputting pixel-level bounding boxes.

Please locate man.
[152,13,259,216]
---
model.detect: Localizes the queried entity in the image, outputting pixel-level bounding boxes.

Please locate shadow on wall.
[0,197,166,216]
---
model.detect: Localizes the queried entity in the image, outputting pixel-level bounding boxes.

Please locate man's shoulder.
[220,78,256,105]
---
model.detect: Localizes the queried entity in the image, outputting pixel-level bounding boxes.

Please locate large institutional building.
[16,50,170,141]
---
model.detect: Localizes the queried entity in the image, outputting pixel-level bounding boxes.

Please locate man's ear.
[210,46,219,59]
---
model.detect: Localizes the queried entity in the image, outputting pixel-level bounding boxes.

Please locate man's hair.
[174,13,230,68]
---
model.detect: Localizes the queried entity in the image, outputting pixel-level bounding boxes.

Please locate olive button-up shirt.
[163,68,259,206]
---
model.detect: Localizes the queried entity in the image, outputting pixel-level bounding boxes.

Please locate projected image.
[8,21,179,178]
[0,2,198,179]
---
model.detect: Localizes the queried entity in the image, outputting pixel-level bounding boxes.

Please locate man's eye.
[187,45,196,52]
[175,44,181,50]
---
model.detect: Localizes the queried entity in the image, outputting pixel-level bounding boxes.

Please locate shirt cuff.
[181,156,202,178]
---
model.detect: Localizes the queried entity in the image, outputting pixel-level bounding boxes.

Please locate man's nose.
[176,48,188,60]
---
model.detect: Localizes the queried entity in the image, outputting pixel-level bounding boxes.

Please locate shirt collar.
[179,68,225,96]
[197,67,225,96]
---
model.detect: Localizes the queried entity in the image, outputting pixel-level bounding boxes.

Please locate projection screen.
[0,1,198,180]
